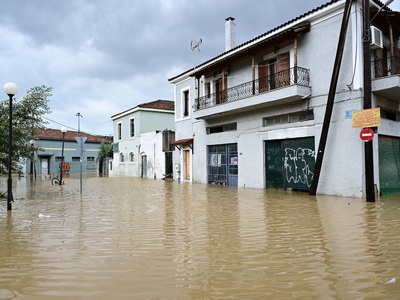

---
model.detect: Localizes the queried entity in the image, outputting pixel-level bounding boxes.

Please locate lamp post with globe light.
[4,82,18,211]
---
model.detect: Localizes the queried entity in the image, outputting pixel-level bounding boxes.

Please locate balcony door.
[215,77,227,104]
[258,53,290,92]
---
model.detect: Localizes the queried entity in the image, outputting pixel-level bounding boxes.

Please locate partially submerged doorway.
[265,137,315,191]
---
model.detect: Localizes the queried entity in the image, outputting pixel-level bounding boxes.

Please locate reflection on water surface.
[0,176,399,299]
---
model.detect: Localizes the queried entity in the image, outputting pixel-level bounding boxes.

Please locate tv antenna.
[191,38,202,52]
[191,38,202,67]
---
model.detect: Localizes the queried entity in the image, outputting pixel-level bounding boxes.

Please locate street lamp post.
[30,140,35,175]
[3,82,18,211]
[59,127,68,185]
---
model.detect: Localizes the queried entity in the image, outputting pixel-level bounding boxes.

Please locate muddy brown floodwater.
[0,175,399,299]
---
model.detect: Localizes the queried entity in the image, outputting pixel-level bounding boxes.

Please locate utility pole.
[362,0,376,202]
[76,112,83,132]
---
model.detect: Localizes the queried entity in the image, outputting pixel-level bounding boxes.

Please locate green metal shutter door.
[282,137,315,190]
[266,137,315,191]
[379,136,400,195]
[265,140,284,189]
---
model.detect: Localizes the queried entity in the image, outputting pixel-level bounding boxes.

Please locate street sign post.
[75,137,87,194]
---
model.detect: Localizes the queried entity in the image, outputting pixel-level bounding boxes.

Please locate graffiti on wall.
[86,161,97,171]
[59,162,71,173]
[284,147,315,187]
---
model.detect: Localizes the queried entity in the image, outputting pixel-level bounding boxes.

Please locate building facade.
[111,100,175,179]
[27,128,112,177]
[169,0,400,197]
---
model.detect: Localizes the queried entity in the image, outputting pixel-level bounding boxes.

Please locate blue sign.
[345,110,357,119]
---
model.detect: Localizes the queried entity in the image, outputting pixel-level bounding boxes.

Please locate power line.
[42,116,113,137]
[42,116,77,131]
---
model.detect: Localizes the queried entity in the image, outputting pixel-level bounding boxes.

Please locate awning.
[171,138,194,152]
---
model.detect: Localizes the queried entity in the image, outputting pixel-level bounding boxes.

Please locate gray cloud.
[1,0,398,135]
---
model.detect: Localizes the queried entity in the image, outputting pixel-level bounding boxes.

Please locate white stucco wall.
[170,0,398,198]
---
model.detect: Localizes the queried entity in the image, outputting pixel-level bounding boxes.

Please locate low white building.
[111,100,175,179]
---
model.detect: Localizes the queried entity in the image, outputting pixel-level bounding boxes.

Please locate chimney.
[225,17,235,51]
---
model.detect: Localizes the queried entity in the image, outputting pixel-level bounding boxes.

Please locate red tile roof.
[137,99,174,110]
[111,99,174,118]
[35,128,112,143]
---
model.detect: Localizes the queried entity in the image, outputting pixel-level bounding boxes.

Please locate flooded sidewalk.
[0,175,399,299]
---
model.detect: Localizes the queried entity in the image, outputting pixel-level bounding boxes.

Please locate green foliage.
[97,140,113,174]
[97,140,113,162]
[0,85,52,174]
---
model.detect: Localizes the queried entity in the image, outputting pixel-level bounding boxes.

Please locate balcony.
[372,55,400,102]
[193,67,311,119]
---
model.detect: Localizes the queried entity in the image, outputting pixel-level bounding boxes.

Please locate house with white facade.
[111,100,175,179]
[168,0,400,198]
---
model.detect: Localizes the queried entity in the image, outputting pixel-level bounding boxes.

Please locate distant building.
[26,128,112,176]
[168,0,400,197]
[111,100,175,178]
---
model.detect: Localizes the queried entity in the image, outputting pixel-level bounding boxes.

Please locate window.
[130,118,135,137]
[129,152,134,162]
[183,90,189,117]
[87,157,95,161]
[72,157,80,161]
[206,82,211,98]
[380,108,399,121]
[207,123,237,134]
[120,152,125,162]
[263,110,314,126]
[55,156,64,161]
[118,123,122,140]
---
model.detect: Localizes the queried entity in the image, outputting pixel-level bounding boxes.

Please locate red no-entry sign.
[360,128,374,142]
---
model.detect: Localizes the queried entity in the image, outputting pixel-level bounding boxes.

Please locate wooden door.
[184,150,190,180]
[215,77,227,104]
[258,60,269,92]
[277,53,290,87]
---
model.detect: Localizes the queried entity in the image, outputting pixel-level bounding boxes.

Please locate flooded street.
[0,176,399,299]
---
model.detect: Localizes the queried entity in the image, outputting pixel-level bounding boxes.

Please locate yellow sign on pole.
[352,107,381,128]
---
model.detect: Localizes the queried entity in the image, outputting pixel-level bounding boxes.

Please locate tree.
[97,140,113,174]
[0,85,52,174]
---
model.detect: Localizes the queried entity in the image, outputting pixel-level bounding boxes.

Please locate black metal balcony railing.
[373,55,400,78]
[194,66,310,110]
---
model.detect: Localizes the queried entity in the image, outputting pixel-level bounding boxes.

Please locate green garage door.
[379,136,400,195]
[265,137,315,191]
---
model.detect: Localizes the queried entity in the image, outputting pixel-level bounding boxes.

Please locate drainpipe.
[294,37,298,84]
[252,56,256,94]
[389,24,395,73]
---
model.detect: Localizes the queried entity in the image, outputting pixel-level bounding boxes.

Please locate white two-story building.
[169,0,400,197]
[111,100,175,179]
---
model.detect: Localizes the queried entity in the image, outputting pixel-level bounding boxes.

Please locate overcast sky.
[1,0,399,136]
